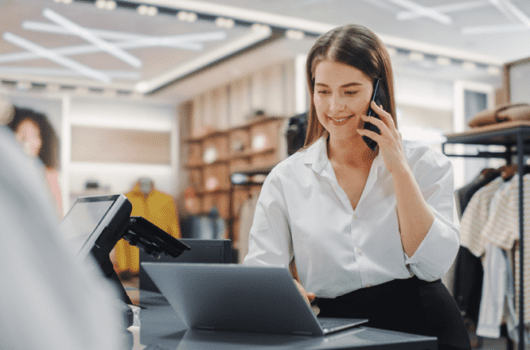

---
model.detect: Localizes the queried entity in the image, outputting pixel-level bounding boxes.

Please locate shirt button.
[353,214,358,220]
[366,284,372,288]
[356,248,363,255]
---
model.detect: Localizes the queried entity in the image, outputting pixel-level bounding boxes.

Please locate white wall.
[66,97,178,204]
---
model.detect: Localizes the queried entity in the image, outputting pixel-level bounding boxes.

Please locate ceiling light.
[47,84,60,92]
[177,11,197,22]
[215,17,234,28]
[76,87,90,94]
[137,5,148,15]
[462,61,476,70]
[487,66,501,75]
[63,0,73,4]
[436,57,451,65]
[96,0,106,9]
[106,1,117,10]
[17,81,30,91]
[146,6,158,16]
[3,31,112,83]
[285,29,305,40]
[135,81,150,93]
[251,24,271,33]
[409,52,425,61]
[187,12,197,22]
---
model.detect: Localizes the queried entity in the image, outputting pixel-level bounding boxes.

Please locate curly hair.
[7,107,60,169]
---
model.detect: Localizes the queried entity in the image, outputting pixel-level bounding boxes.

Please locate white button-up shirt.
[244,134,460,298]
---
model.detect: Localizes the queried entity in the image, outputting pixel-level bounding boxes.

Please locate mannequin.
[114,178,181,276]
[138,177,153,196]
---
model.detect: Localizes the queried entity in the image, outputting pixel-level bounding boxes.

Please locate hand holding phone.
[362,78,385,151]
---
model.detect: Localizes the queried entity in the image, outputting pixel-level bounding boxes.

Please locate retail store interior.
[1,0,530,349]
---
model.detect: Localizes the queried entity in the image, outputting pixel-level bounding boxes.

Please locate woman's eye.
[317,90,330,95]
[344,91,358,95]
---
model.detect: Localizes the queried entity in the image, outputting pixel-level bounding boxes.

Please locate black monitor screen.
[60,195,124,256]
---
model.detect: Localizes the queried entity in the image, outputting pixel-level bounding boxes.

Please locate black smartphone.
[362,78,386,151]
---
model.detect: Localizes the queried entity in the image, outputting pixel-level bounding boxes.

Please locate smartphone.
[362,78,386,151]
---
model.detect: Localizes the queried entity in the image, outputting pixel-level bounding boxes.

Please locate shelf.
[444,121,530,146]
[185,159,230,169]
[184,116,284,143]
[443,121,530,160]
[230,147,276,160]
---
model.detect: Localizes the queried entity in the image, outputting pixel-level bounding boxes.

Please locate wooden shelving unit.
[183,116,286,246]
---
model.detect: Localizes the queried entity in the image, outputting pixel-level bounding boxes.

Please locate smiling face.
[313,60,374,141]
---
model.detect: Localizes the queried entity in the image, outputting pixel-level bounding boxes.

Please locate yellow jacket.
[114,184,181,274]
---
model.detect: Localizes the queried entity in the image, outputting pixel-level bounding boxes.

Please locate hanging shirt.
[115,184,181,274]
[459,177,505,257]
[244,133,460,298]
[481,174,530,324]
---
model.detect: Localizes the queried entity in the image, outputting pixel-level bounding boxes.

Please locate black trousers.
[317,277,471,350]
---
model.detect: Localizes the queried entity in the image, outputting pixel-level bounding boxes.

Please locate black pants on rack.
[317,277,471,350]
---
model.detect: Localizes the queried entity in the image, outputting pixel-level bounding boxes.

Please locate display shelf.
[183,116,286,248]
[443,122,530,350]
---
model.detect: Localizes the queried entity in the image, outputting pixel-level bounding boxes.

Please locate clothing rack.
[442,121,530,350]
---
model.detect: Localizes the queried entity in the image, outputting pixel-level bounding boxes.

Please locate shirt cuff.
[404,216,459,281]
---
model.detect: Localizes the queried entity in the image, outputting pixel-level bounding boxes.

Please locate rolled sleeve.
[405,215,460,281]
[404,148,460,281]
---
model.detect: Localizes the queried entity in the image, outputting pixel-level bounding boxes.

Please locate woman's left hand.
[357,101,408,175]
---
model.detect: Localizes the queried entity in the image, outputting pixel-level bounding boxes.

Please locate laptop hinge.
[292,331,312,336]
[197,326,215,331]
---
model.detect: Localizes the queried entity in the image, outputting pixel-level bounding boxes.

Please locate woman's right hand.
[293,279,316,307]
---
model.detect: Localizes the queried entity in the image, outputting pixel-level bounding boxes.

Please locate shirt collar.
[303,131,384,174]
[303,132,329,174]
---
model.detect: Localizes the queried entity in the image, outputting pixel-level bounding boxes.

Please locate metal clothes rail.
[442,121,530,350]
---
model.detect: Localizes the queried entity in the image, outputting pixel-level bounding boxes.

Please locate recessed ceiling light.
[409,52,425,61]
[487,66,501,75]
[285,29,304,40]
[463,61,476,70]
[106,1,117,10]
[146,6,158,16]
[436,57,451,65]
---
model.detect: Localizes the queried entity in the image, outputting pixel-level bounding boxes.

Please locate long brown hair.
[304,24,396,148]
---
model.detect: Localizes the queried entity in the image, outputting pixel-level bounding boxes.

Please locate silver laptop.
[141,262,368,336]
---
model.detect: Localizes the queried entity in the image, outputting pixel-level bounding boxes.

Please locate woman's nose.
[328,95,345,114]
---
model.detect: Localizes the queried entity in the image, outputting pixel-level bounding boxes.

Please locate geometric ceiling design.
[0,0,529,100]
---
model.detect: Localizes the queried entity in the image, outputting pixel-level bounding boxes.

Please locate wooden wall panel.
[71,125,171,164]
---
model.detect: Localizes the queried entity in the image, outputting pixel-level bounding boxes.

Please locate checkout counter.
[62,194,437,350]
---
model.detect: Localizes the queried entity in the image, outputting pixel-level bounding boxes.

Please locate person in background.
[0,97,126,350]
[7,106,63,217]
[244,24,470,350]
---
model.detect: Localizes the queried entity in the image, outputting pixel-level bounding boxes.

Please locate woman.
[244,24,470,350]
[7,106,63,217]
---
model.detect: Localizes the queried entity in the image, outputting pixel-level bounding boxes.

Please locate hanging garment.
[481,174,530,324]
[476,243,507,338]
[454,168,500,217]
[459,177,504,256]
[114,182,181,274]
